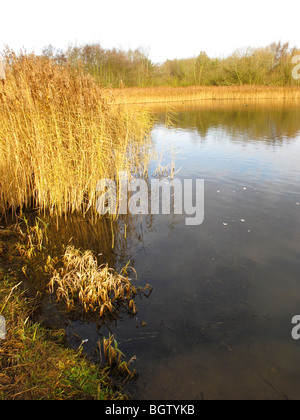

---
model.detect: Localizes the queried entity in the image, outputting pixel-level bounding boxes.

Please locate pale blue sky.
[1,0,299,63]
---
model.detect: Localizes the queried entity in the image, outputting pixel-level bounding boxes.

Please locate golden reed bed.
[109,85,300,105]
[0,52,152,217]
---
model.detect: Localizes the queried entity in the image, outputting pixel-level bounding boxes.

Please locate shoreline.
[108,85,300,105]
[0,54,150,400]
[0,223,132,400]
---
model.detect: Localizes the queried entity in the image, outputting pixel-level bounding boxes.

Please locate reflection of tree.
[153,102,300,143]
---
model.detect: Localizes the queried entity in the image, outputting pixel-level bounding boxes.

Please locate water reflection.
[42,101,300,400]
[123,101,300,400]
[150,100,300,142]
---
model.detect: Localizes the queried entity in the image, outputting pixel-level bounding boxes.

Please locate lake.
[65,100,300,400]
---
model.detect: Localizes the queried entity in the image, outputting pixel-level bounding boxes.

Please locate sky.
[0,0,299,63]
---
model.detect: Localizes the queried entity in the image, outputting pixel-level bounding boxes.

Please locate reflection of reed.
[20,210,142,272]
[15,210,153,319]
[151,100,300,142]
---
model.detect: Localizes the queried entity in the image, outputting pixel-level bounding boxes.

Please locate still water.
[68,101,300,400]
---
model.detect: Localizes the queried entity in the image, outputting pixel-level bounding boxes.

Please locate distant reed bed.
[110,85,300,104]
[0,51,152,217]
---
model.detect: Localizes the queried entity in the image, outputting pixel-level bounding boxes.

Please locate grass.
[109,85,300,104]
[13,215,152,318]
[0,46,154,397]
[0,225,142,399]
[100,334,137,380]
[0,271,127,400]
[49,245,151,317]
[16,216,49,260]
[0,50,152,217]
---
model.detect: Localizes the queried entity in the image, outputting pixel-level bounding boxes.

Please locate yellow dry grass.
[48,245,148,317]
[101,335,137,379]
[0,50,152,217]
[0,272,124,400]
[110,85,300,105]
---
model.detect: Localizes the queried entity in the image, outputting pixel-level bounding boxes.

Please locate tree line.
[41,42,300,88]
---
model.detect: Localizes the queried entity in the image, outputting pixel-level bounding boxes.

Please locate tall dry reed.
[0,50,152,217]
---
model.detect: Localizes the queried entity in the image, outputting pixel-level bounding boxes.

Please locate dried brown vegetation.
[49,245,151,317]
[0,50,152,217]
[110,85,300,105]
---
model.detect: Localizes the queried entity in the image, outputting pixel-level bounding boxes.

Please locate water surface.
[70,101,300,400]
